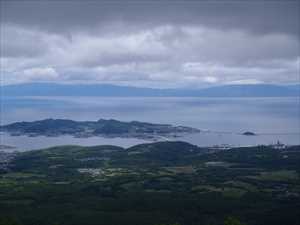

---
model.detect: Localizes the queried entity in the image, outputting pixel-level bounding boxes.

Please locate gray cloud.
[2,1,299,36]
[0,0,299,87]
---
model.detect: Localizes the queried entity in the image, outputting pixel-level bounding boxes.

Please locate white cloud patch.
[203,76,218,83]
[226,79,263,85]
[23,67,59,80]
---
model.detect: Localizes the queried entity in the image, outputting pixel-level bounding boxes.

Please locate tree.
[0,217,21,225]
[224,217,245,225]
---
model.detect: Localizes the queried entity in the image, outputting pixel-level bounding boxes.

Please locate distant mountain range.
[1,83,299,97]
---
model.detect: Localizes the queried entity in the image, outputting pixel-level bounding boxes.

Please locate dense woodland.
[0,142,299,225]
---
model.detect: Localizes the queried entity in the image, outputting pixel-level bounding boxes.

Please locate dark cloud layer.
[1,0,299,87]
[2,1,299,35]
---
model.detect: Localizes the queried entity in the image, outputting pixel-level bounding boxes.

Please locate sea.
[1,96,299,152]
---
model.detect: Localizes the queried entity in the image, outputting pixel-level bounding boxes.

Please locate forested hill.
[0,141,300,225]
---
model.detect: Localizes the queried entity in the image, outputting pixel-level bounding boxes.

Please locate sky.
[0,0,299,88]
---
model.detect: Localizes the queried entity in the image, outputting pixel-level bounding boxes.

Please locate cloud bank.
[1,1,299,87]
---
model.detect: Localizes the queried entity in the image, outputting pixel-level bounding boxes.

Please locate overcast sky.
[1,0,299,87]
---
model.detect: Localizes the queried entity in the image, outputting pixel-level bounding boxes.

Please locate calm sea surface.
[1,97,299,152]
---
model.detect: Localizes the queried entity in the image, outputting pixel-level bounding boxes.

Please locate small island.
[242,131,256,136]
[0,118,200,140]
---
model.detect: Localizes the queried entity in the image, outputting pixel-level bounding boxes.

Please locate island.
[0,118,200,140]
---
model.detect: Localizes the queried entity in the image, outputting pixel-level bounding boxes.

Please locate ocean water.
[1,96,299,152]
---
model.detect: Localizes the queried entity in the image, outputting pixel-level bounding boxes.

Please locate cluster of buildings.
[0,152,16,171]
